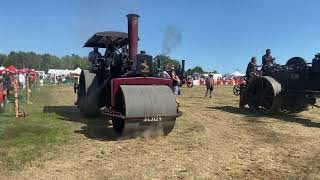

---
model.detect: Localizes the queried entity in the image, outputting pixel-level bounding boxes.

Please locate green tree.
[186,66,204,74]
[0,54,8,66]
[0,51,90,72]
[193,66,204,73]
[154,54,181,69]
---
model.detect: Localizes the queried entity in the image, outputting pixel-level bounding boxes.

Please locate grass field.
[0,87,70,171]
[1,85,320,179]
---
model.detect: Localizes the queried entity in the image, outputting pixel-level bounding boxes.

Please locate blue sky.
[1,0,320,73]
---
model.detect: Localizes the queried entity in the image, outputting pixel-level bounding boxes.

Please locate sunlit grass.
[0,87,70,171]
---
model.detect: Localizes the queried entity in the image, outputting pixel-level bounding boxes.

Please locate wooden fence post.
[13,74,19,118]
[26,73,30,104]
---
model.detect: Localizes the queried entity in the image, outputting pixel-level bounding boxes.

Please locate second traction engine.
[240,54,320,113]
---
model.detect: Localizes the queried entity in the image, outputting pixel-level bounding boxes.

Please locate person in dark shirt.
[3,71,12,97]
[205,74,214,98]
[262,49,275,67]
[246,57,260,80]
[88,47,102,73]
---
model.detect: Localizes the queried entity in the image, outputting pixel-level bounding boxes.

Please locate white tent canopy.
[48,69,72,76]
[230,71,245,76]
[224,71,245,80]
[72,67,82,75]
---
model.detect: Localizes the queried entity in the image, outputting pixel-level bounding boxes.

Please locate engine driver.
[88,47,102,73]
[246,56,260,81]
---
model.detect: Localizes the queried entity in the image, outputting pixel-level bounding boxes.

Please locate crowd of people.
[48,75,68,85]
[0,70,39,105]
[160,65,216,98]
[0,71,12,99]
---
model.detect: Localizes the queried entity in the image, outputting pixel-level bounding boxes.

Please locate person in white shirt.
[18,73,25,89]
[162,67,171,79]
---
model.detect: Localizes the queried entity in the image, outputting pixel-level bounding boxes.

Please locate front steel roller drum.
[246,76,282,114]
[113,85,178,136]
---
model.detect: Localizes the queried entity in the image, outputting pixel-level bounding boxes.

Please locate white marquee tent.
[72,67,82,75]
[230,71,245,77]
[224,71,245,80]
[47,69,73,76]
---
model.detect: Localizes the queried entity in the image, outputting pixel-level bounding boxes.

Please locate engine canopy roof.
[83,31,130,48]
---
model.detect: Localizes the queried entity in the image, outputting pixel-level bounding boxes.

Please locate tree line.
[186,66,219,74]
[0,51,217,74]
[0,51,90,72]
[154,55,219,74]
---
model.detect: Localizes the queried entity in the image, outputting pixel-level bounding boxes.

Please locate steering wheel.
[233,85,241,96]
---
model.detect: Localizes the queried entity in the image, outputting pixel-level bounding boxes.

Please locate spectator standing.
[3,71,12,98]
[205,74,214,98]
[170,69,180,95]
[18,73,25,90]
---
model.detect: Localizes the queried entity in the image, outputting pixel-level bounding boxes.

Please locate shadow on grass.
[179,96,205,99]
[43,106,118,141]
[209,106,320,128]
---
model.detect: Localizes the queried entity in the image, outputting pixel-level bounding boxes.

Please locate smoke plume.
[161,25,182,55]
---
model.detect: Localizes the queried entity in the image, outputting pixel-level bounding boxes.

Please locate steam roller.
[75,14,181,136]
[239,53,320,114]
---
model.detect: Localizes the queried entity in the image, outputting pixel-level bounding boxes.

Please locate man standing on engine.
[88,47,102,73]
[262,49,276,67]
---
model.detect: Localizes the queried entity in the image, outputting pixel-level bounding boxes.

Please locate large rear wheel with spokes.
[246,76,282,114]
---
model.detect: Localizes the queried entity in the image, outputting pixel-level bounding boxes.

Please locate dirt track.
[3,86,320,179]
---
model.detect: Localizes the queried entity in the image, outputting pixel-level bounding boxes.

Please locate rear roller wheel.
[78,70,99,117]
[83,95,98,117]
[247,76,282,114]
[282,95,309,113]
[112,117,125,135]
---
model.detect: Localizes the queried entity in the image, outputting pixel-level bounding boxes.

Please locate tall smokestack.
[181,60,185,74]
[127,14,140,62]
[157,59,161,70]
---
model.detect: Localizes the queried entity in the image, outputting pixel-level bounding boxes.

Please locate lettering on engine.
[143,117,162,122]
